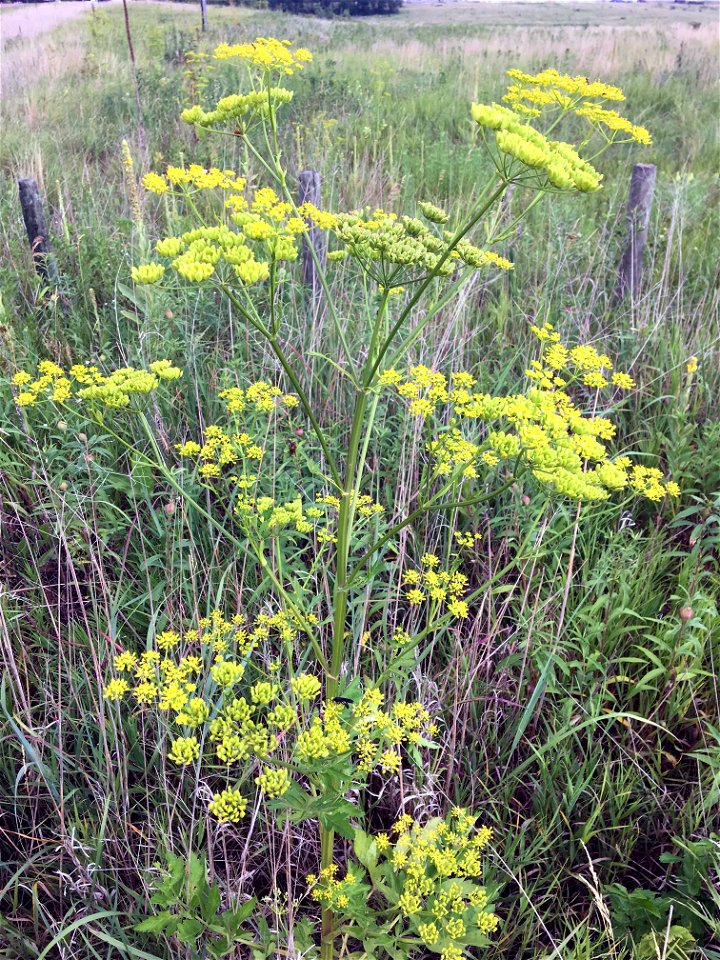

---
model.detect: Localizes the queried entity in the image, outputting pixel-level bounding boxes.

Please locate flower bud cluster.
[103,604,435,823]
[379,325,678,503]
[300,204,512,283]
[308,809,499,958]
[12,359,181,410]
[402,554,470,621]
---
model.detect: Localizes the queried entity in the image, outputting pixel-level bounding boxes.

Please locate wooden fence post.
[298,169,326,307]
[18,178,58,283]
[200,0,208,32]
[614,162,656,304]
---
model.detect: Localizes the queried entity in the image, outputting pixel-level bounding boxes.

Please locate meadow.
[0,3,718,959]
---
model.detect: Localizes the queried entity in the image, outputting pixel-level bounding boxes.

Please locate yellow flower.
[211,659,245,689]
[104,678,129,701]
[168,736,200,766]
[291,673,322,701]
[380,750,401,774]
[255,766,291,798]
[611,371,635,390]
[213,37,313,74]
[176,697,210,727]
[398,890,422,915]
[133,682,158,705]
[114,651,138,672]
[448,599,469,619]
[419,922,439,945]
[149,359,182,380]
[376,833,391,852]
[445,917,466,938]
[575,103,652,145]
[142,172,169,195]
[250,680,278,705]
[686,356,698,374]
[209,787,248,823]
[131,263,165,285]
[156,630,181,651]
[582,371,608,389]
[176,441,202,457]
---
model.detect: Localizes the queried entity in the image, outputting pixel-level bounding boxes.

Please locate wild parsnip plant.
[6,35,695,959]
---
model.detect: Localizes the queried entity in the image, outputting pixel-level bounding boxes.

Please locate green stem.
[218,281,343,490]
[366,179,510,383]
[320,826,335,960]
[318,290,390,960]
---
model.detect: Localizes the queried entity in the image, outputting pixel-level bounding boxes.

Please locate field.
[0,2,719,959]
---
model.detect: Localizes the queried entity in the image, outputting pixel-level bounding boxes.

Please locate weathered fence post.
[121,0,147,159]
[614,162,656,304]
[298,169,326,308]
[200,0,208,32]
[18,178,58,283]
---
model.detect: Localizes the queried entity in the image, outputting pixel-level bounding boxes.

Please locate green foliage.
[634,927,695,960]
[137,852,257,957]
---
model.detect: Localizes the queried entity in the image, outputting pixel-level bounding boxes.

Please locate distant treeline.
[161,0,403,14]
[269,0,403,13]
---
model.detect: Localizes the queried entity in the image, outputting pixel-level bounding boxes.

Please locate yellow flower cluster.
[208,787,248,823]
[143,164,246,195]
[177,40,310,135]
[291,673,322,701]
[135,179,309,287]
[182,88,294,130]
[213,37,312,74]
[301,204,512,284]
[12,359,181,409]
[472,102,602,192]
[403,555,470,620]
[574,103,652,145]
[309,810,498,956]
[506,67,625,101]
[380,326,678,503]
[173,385,384,545]
[103,603,436,821]
[307,863,363,912]
[501,69,650,144]
[455,531,482,550]
[380,364,472,420]
[292,688,435,777]
[471,69,650,188]
[255,767,292,798]
[175,381,296,480]
[131,263,165,285]
[219,380,299,415]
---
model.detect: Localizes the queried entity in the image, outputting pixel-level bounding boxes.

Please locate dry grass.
[360,21,718,78]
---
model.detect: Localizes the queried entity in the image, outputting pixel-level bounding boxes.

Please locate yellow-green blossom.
[255,766,291,798]
[209,787,248,823]
[168,736,200,765]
